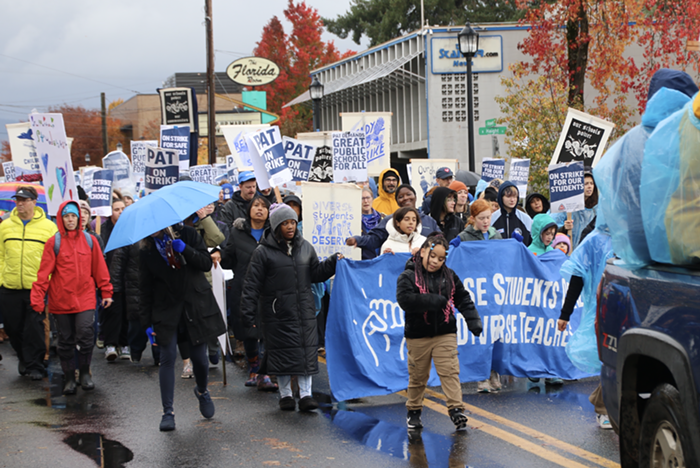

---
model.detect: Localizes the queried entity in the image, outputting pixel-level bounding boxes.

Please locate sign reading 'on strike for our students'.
[548,161,585,214]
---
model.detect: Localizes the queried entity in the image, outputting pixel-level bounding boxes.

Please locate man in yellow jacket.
[372,168,401,216]
[0,186,58,380]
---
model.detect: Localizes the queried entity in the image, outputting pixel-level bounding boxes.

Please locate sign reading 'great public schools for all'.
[431,36,503,74]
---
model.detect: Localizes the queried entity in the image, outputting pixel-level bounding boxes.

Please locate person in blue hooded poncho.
[594,68,698,268]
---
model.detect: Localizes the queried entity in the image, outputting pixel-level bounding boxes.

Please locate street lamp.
[309,75,324,132]
[458,23,479,172]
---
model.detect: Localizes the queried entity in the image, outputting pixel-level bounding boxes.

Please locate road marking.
[422,388,619,468]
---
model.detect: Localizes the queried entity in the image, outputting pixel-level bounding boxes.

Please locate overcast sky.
[0,0,368,142]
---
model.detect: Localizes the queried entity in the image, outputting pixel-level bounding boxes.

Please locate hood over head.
[529,213,558,253]
[648,68,699,101]
[429,186,456,220]
[57,200,83,236]
[496,180,518,211]
[378,168,401,197]
[525,193,550,218]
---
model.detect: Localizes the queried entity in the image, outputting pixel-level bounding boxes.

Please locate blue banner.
[326,240,591,401]
[480,158,506,182]
[548,161,585,213]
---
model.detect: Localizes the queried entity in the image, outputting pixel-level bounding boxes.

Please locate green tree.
[324,0,522,47]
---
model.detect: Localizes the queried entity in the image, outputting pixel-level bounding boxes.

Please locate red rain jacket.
[31,200,112,314]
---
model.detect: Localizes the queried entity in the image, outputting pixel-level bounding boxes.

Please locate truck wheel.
[638,383,693,468]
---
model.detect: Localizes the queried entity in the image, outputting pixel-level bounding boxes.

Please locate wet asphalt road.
[0,345,620,468]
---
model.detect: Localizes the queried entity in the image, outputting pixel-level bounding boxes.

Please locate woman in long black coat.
[139,224,226,432]
[240,204,340,412]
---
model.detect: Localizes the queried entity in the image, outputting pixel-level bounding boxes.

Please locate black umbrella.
[455,169,481,187]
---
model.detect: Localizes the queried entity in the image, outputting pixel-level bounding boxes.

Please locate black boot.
[60,360,77,395]
[78,353,95,391]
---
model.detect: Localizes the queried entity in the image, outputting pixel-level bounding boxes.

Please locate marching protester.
[220,195,278,391]
[0,186,58,380]
[396,233,482,431]
[552,234,571,255]
[212,182,233,225]
[346,184,439,259]
[491,181,533,245]
[552,172,598,250]
[380,207,426,255]
[449,180,470,224]
[525,193,550,219]
[79,200,105,252]
[360,187,383,249]
[527,213,558,256]
[100,197,126,248]
[482,187,500,214]
[420,167,454,215]
[30,200,113,395]
[139,223,227,431]
[220,171,258,226]
[240,203,341,412]
[429,187,465,242]
[372,168,401,215]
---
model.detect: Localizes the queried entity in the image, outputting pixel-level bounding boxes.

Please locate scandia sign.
[226,57,280,86]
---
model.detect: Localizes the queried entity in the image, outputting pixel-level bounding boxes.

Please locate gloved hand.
[146,327,157,346]
[172,239,186,253]
[449,236,461,249]
[512,231,524,243]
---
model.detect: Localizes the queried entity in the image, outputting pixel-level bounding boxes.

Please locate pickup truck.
[596,260,700,467]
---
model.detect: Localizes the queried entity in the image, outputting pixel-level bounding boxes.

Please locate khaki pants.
[406,333,464,411]
[589,382,606,414]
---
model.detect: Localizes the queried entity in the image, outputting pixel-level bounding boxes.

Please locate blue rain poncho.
[594,87,692,268]
[641,93,700,265]
[559,212,613,374]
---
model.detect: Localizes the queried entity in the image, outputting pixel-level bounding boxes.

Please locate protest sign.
[220,124,269,170]
[6,122,41,182]
[480,158,506,182]
[409,159,458,209]
[548,161,585,214]
[301,182,362,261]
[550,108,615,168]
[3,162,16,182]
[282,137,314,182]
[158,87,196,127]
[160,125,191,171]
[297,132,334,183]
[189,164,214,184]
[131,140,157,176]
[332,131,367,183]
[73,171,81,188]
[245,126,292,188]
[145,146,179,194]
[29,113,78,215]
[80,167,99,197]
[326,241,590,401]
[508,158,530,198]
[341,112,392,177]
[90,170,114,217]
[223,156,240,189]
[211,264,230,354]
[102,150,133,192]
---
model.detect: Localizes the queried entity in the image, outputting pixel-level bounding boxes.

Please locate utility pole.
[205,0,216,165]
[101,92,108,156]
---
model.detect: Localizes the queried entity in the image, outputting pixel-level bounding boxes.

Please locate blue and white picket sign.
[189,164,214,185]
[282,136,314,182]
[3,162,16,182]
[480,158,506,182]
[160,125,191,171]
[102,150,133,192]
[548,161,585,214]
[332,131,367,183]
[509,158,530,198]
[245,126,293,188]
[144,146,179,194]
[326,240,590,401]
[90,169,114,217]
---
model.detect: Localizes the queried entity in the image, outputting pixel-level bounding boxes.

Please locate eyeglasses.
[14,198,34,204]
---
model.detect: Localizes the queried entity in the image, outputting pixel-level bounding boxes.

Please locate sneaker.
[596,414,612,430]
[545,377,564,386]
[279,396,296,411]
[477,379,492,393]
[407,409,423,429]
[95,339,104,350]
[105,346,118,362]
[18,361,28,376]
[181,360,193,379]
[119,346,131,360]
[489,370,502,391]
[245,373,258,387]
[194,387,215,419]
[159,413,175,432]
[29,369,44,381]
[528,377,540,383]
[298,396,319,412]
[449,407,468,432]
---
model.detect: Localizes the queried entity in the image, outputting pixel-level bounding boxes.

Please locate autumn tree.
[496,0,700,196]
[325,0,523,47]
[253,0,356,135]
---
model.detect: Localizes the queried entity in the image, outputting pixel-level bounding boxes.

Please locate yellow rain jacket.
[371,168,401,216]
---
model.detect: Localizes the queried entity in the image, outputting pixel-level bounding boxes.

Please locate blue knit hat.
[61,202,80,217]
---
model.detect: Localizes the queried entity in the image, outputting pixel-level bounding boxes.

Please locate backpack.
[53,231,93,256]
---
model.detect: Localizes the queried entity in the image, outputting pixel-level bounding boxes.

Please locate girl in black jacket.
[240,204,341,412]
[429,187,465,242]
[396,233,482,432]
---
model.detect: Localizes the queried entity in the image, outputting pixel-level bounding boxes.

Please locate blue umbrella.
[105,181,220,252]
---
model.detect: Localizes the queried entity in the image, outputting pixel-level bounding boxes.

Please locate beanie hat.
[221,183,233,200]
[448,180,468,193]
[78,200,91,214]
[269,203,298,232]
[553,233,572,253]
[62,202,80,217]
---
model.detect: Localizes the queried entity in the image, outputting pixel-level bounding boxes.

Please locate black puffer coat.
[139,225,226,347]
[220,192,251,226]
[109,242,141,321]
[429,187,465,242]
[240,229,338,376]
[396,258,482,339]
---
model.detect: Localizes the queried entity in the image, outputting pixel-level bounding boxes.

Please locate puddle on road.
[64,433,133,468]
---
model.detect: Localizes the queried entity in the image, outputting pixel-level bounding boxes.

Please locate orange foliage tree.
[253,0,356,135]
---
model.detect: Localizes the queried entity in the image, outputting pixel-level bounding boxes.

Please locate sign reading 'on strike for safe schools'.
[145,146,179,194]
[90,169,114,217]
